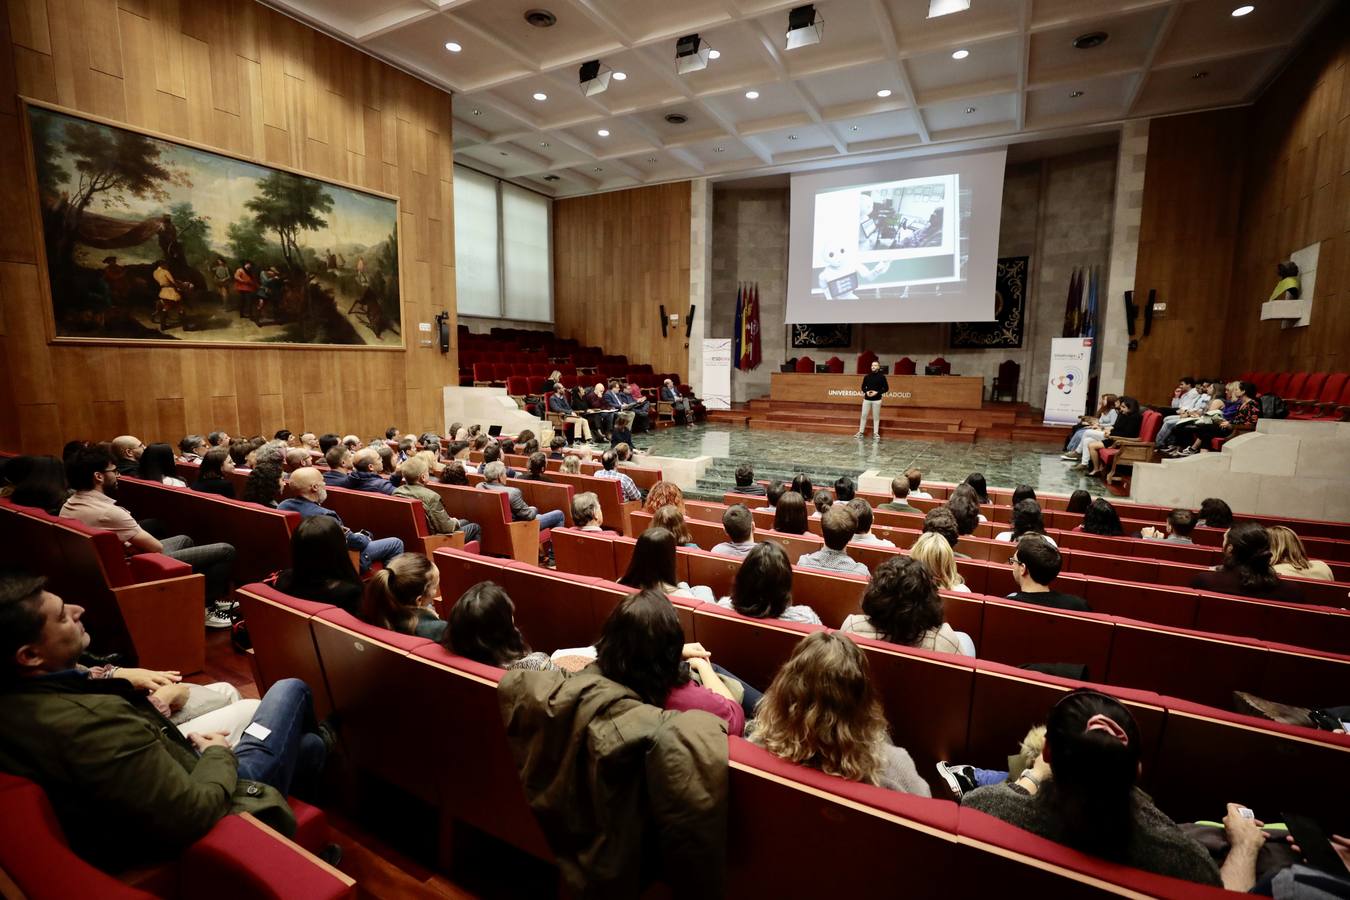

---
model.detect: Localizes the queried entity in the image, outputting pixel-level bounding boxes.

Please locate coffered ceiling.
[261,0,1334,196]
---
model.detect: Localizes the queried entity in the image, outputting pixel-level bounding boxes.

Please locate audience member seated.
[279,467,404,574]
[347,449,396,494]
[1266,525,1334,581]
[962,689,1223,887]
[595,450,642,502]
[8,455,70,515]
[951,484,988,523]
[905,467,931,500]
[1140,508,1196,544]
[644,481,685,515]
[228,439,251,470]
[618,527,714,602]
[547,436,568,460]
[191,447,235,498]
[1080,498,1125,537]
[1007,536,1089,612]
[652,505,699,549]
[1085,396,1144,476]
[517,452,549,482]
[481,461,565,532]
[321,446,354,488]
[62,446,236,627]
[0,570,329,870]
[360,552,444,639]
[243,461,285,508]
[749,631,930,796]
[177,434,209,463]
[733,463,766,497]
[1065,489,1092,514]
[1197,497,1234,529]
[963,473,990,504]
[1061,394,1118,460]
[559,455,583,475]
[715,542,820,625]
[909,531,969,593]
[1182,381,1258,456]
[396,457,481,543]
[841,556,975,656]
[877,476,921,514]
[810,490,833,520]
[603,381,649,434]
[790,473,814,501]
[1190,522,1306,604]
[947,493,982,546]
[318,433,340,456]
[1012,484,1036,506]
[798,506,870,577]
[847,498,895,547]
[283,447,310,473]
[834,476,856,503]
[995,500,1058,548]
[439,461,470,486]
[207,430,231,449]
[595,590,744,736]
[755,480,784,514]
[110,434,145,474]
[579,382,615,439]
[1164,397,1229,456]
[661,378,695,428]
[571,492,604,531]
[923,507,967,559]
[1154,378,1210,447]
[609,412,636,450]
[622,381,653,433]
[138,442,188,487]
[711,504,756,557]
[549,384,595,446]
[444,581,558,671]
[272,517,363,615]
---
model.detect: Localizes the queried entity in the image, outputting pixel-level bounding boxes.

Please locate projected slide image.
[812,174,959,300]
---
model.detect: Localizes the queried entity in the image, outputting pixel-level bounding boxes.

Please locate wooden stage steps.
[703,399,1065,444]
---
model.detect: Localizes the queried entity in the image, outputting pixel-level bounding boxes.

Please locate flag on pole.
[1061,268,1082,337]
[1081,267,1099,339]
[733,283,745,371]
[747,282,762,370]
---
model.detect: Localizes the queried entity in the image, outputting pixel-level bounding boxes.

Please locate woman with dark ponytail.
[963,689,1221,886]
[359,553,445,639]
[1190,521,1306,604]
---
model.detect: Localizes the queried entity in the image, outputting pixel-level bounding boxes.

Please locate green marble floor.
[638,425,1112,502]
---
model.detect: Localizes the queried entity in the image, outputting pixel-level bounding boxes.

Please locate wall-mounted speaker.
[685,304,696,338]
[434,311,450,353]
[659,305,668,337]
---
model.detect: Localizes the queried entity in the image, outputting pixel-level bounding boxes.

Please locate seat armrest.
[128,553,193,582]
[180,812,354,899]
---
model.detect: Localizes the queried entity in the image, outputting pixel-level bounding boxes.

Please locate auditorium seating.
[321,485,469,557]
[795,355,815,372]
[855,349,877,373]
[0,499,205,673]
[238,567,1350,895]
[1096,408,1162,483]
[426,482,539,562]
[1240,370,1350,420]
[0,772,353,899]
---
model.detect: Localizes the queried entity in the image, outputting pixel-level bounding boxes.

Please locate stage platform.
[705,398,1067,444]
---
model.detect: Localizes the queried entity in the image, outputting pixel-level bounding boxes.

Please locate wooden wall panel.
[553,183,692,380]
[1223,4,1350,376]
[0,0,457,454]
[1125,108,1246,403]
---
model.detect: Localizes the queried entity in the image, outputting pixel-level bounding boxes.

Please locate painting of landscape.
[26,102,402,348]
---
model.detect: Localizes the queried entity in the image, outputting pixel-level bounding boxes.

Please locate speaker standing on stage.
[857,360,888,439]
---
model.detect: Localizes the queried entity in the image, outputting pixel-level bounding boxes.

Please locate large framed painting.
[791,323,853,349]
[22,100,403,348]
[951,256,1027,349]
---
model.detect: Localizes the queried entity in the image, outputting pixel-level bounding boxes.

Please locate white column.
[1100,119,1149,395]
[687,178,714,397]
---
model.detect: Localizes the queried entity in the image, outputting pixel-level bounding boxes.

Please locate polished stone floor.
[639,425,1113,501]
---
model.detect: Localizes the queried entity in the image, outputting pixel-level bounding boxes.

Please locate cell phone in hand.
[1282,812,1345,875]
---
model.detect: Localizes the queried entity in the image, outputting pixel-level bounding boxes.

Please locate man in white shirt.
[846,499,895,548]
[1140,508,1197,544]
[1157,378,1211,446]
[904,467,932,500]
[798,506,870,576]
[711,505,756,557]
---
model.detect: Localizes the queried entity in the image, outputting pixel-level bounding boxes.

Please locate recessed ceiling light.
[444,41,462,53]
[613,71,626,81]
[539,141,550,147]
[1192,70,1210,79]
[708,49,721,59]
[499,151,510,156]
[597,129,610,137]
[543,174,560,181]
[876,89,892,98]
[647,156,658,162]
[524,8,557,27]
[787,133,798,140]
[951,49,969,60]
[471,108,482,116]
[1231,5,1254,16]
[745,90,760,100]
[850,125,859,132]
[1069,90,1084,98]
[713,146,725,153]
[593,166,603,172]
[964,106,977,114]
[532,92,547,101]
[1072,31,1109,49]
[664,113,689,125]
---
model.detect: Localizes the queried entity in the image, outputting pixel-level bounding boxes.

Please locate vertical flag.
[747,282,762,370]
[1061,268,1082,337]
[733,283,745,371]
[1081,266,1099,339]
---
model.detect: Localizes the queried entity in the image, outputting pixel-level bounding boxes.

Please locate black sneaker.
[936,761,977,799]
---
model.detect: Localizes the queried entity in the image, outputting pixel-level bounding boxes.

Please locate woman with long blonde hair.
[750,631,930,795]
[909,531,969,592]
[1266,525,1334,581]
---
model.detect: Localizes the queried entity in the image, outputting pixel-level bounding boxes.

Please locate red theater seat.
[795,355,815,372]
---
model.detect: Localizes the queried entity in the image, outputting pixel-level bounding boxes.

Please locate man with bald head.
[279,467,403,574]
[110,435,145,474]
[347,448,396,494]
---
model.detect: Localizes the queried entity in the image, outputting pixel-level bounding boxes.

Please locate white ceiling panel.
[1028,7,1168,86]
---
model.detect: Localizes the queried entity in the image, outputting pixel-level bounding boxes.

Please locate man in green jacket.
[0,569,328,871]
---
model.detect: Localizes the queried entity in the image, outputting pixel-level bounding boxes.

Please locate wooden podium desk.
[769,372,984,410]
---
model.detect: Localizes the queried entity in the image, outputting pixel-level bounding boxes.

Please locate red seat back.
[1138,408,1162,442]
[825,356,844,373]
[1285,371,1309,400]
[506,375,530,395]
[1271,372,1293,395]
[236,584,336,719]
[794,356,815,372]
[1298,371,1326,401]
[855,350,877,374]
[895,356,916,375]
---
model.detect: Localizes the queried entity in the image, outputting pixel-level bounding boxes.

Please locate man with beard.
[60,446,237,629]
